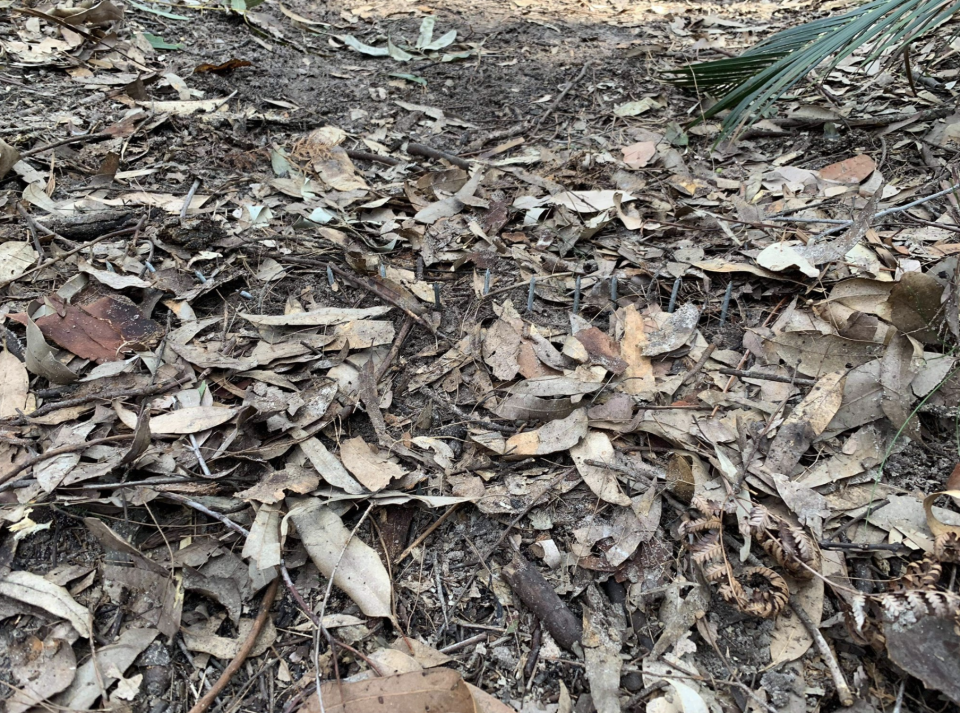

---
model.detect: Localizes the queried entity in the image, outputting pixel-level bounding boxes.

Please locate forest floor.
[2,0,960,712]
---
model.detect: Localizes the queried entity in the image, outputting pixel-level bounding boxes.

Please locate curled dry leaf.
[569,431,631,506]
[24,316,78,385]
[0,241,37,284]
[240,305,392,327]
[339,436,408,491]
[504,408,588,459]
[288,498,393,619]
[0,571,93,638]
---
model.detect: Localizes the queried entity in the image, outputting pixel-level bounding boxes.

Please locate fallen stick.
[790,600,854,707]
[502,551,582,652]
[535,62,590,129]
[406,142,471,169]
[0,435,134,489]
[718,368,816,387]
[187,578,280,713]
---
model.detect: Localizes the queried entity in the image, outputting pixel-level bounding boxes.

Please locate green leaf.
[665,122,688,147]
[387,38,414,62]
[142,32,183,50]
[416,16,435,49]
[389,72,427,86]
[422,29,456,51]
[128,0,190,20]
[338,34,390,57]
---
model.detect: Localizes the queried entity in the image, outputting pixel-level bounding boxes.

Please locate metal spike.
[379,263,386,278]
[433,282,441,308]
[483,268,491,296]
[416,256,424,282]
[195,271,207,284]
[239,290,253,300]
[327,265,335,286]
[526,276,536,312]
[610,275,618,305]
[572,274,581,314]
[667,277,681,313]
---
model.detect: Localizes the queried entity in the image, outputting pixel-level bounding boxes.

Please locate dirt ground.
[2,0,960,711]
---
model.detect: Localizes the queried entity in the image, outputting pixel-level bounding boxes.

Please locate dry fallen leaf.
[0,571,93,638]
[0,348,29,418]
[505,408,588,458]
[339,436,407,491]
[288,498,394,619]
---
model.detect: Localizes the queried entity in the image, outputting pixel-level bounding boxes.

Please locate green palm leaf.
[664,0,960,138]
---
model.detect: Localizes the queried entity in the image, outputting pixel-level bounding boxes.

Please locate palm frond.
[663,0,960,138]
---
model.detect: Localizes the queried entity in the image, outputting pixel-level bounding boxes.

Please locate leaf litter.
[1,0,960,711]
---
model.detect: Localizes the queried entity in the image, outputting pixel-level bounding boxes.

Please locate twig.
[0,219,144,288]
[623,681,669,710]
[345,149,402,166]
[441,632,488,655]
[375,317,414,384]
[19,132,110,159]
[1,378,186,423]
[535,62,591,129]
[187,578,280,713]
[17,203,45,260]
[717,368,816,387]
[406,142,471,169]
[790,599,854,707]
[440,469,573,636]
[420,386,516,434]
[681,342,717,385]
[0,435,134,489]
[396,503,461,562]
[159,492,251,537]
[480,272,574,301]
[326,262,440,337]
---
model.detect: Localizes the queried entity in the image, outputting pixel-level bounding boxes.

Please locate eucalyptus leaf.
[128,0,190,20]
[338,34,390,57]
[389,72,427,86]
[387,38,414,62]
[422,29,456,51]
[416,16,435,49]
[143,32,183,50]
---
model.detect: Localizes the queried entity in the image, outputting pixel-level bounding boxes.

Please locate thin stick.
[717,368,816,387]
[1,378,186,423]
[0,435,133,489]
[790,599,854,707]
[0,220,143,288]
[345,149,402,166]
[535,62,591,129]
[19,132,110,159]
[159,492,250,537]
[326,262,439,337]
[187,578,280,713]
[406,143,471,169]
[396,503,461,562]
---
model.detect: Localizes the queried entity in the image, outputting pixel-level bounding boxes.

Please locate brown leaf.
[887,272,946,344]
[766,371,845,475]
[575,327,627,374]
[0,348,29,418]
[11,294,163,363]
[305,668,487,713]
[818,154,876,183]
[6,635,76,713]
[339,436,407,492]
